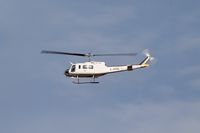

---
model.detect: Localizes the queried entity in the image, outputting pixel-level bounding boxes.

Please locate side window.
[71,65,76,72]
[79,65,81,69]
[88,65,93,69]
[83,65,87,69]
[83,65,93,69]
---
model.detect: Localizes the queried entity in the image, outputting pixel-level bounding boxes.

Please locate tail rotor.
[142,49,157,65]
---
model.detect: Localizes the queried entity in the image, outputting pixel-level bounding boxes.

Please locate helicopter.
[41,49,154,84]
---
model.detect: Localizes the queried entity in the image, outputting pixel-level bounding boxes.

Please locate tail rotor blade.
[150,57,157,64]
[143,49,150,57]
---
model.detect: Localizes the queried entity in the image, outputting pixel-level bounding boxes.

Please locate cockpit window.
[71,65,76,72]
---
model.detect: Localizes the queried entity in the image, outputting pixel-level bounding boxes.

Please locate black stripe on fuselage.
[66,73,106,78]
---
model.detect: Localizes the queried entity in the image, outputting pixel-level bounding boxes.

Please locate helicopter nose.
[64,69,70,76]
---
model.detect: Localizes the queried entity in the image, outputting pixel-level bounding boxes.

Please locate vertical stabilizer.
[139,49,154,67]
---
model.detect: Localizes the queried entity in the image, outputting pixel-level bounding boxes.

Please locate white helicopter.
[41,49,154,84]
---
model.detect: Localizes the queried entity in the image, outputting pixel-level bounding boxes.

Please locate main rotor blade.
[93,53,137,56]
[41,50,86,56]
[41,50,138,58]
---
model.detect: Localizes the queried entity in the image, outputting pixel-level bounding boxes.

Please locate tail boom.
[105,50,153,74]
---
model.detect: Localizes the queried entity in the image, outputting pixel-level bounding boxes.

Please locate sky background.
[1,0,200,133]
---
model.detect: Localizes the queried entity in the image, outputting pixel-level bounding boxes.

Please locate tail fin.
[140,56,150,66]
[139,49,154,67]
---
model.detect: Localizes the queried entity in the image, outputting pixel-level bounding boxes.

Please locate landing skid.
[72,81,99,84]
[71,75,99,84]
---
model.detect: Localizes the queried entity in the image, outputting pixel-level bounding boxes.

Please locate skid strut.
[72,75,99,84]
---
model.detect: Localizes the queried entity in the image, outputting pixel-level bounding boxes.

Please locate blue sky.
[1,0,200,133]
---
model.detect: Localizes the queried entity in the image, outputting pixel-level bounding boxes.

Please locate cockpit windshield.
[71,65,76,72]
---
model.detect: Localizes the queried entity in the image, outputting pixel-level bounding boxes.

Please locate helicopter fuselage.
[64,61,148,78]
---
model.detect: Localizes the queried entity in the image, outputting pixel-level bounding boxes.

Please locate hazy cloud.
[1,0,200,133]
